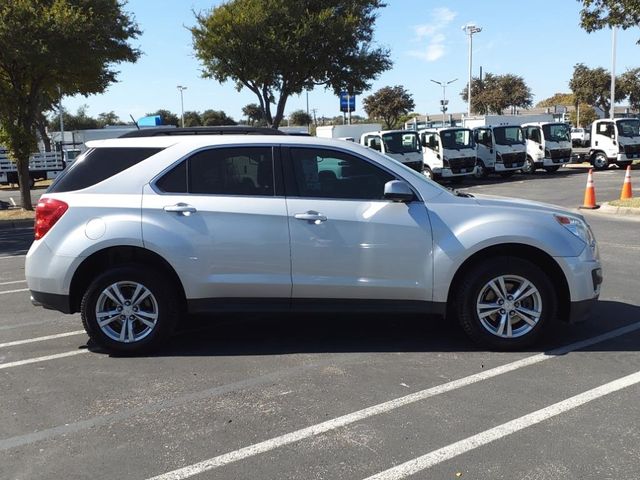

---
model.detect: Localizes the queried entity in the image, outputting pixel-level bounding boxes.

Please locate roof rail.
[119,126,286,138]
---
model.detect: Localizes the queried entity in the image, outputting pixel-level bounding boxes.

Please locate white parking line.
[363,370,640,480]
[0,288,29,295]
[0,350,88,370]
[0,279,26,286]
[0,330,85,348]
[145,321,640,480]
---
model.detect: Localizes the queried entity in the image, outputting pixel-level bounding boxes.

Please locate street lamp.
[462,23,482,119]
[431,78,457,127]
[176,85,187,128]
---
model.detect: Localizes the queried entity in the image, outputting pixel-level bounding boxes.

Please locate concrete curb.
[0,218,34,230]
[599,202,640,216]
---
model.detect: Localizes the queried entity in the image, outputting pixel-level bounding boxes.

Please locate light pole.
[462,23,482,119]
[610,27,617,119]
[431,78,457,127]
[176,85,187,127]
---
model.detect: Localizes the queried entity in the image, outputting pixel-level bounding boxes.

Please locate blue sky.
[62,0,640,124]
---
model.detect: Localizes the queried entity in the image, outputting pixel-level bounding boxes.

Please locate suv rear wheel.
[81,265,179,354]
[455,257,557,350]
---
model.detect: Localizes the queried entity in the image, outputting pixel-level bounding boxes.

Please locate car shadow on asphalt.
[87,300,640,358]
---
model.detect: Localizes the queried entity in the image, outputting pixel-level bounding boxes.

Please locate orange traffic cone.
[580,169,600,209]
[620,165,633,200]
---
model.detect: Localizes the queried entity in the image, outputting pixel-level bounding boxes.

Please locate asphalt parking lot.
[1,165,640,480]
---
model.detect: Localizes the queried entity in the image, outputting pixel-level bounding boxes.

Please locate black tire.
[81,265,180,354]
[592,152,609,170]
[474,161,488,179]
[454,256,557,350]
[423,166,434,180]
[544,166,560,173]
[521,156,536,174]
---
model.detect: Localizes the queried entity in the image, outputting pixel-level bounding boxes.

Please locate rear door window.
[48,147,163,193]
[155,147,275,196]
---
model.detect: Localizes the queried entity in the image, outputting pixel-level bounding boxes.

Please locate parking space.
[1,169,640,479]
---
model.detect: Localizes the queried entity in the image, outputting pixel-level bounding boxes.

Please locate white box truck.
[471,125,526,178]
[316,123,382,142]
[521,122,572,173]
[418,127,477,181]
[359,130,423,172]
[588,117,640,170]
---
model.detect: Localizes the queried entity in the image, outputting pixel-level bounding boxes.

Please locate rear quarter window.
[48,147,164,193]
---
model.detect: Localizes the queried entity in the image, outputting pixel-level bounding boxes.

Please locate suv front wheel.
[81,266,180,354]
[455,257,557,350]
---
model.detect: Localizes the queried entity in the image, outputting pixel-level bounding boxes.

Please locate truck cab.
[419,128,477,181]
[360,130,423,172]
[521,122,572,174]
[589,118,640,170]
[472,125,526,178]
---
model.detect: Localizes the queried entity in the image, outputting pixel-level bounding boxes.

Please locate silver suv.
[26,130,602,353]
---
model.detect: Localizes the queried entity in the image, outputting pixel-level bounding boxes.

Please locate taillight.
[34,198,68,240]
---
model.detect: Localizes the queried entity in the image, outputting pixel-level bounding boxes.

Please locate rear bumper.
[30,290,73,314]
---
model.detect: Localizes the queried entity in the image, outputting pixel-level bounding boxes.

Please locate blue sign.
[339,92,356,113]
[137,115,162,127]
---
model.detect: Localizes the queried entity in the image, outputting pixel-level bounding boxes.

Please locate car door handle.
[294,211,327,223]
[163,203,197,215]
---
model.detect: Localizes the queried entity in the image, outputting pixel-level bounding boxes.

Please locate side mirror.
[370,140,381,151]
[384,180,414,202]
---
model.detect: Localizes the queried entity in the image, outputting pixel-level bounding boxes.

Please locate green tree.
[569,63,625,114]
[536,93,575,108]
[191,0,391,129]
[363,86,415,129]
[618,67,640,110]
[0,0,140,210]
[182,111,202,127]
[289,110,312,126]
[242,103,264,126]
[97,111,125,128]
[201,109,237,126]
[146,109,180,127]
[50,105,99,130]
[579,0,640,43]
[569,103,599,127]
[460,73,532,114]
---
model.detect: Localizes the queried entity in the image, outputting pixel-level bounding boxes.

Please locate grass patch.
[609,198,640,208]
[0,209,35,221]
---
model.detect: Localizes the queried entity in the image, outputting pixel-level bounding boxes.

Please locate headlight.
[554,214,596,246]
[619,144,624,153]
[496,152,503,163]
[545,149,552,158]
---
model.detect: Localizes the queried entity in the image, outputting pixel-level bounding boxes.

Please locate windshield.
[493,126,524,146]
[381,132,421,154]
[542,123,571,142]
[440,129,473,149]
[617,119,640,137]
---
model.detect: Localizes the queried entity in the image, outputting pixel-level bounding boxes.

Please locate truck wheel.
[521,157,536,174]
[81,265,180,354]
[423,166,434,180]
[592,153,609,170]
[474,161,488,179]
[544,166,560,173]
[455,256,557,350]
